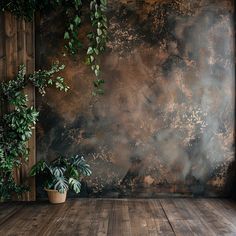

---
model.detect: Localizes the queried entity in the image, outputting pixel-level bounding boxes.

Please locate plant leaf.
[69,178,81,194]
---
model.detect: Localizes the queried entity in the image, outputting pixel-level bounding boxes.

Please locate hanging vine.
[87,0,107,95]
[0,0,108,94]
[63,0,83,55]
[0,63,68,201]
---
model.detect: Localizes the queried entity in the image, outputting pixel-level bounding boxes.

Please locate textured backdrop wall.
[36,0,235,197]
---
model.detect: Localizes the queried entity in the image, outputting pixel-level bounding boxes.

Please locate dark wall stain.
[36,0,235,198]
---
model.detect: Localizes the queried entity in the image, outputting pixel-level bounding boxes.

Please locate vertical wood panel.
[4,13,22,200]
[0,13,6,117]
[0,12,36,201]
[4,12,18,80]
[20,19,36,201]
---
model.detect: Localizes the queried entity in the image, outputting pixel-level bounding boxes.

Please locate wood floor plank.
[75,199,100,236]
[128,200,150,236]
[146,200,175,236]
[219,199,236,211]
[120,200,133,236]
[0,202,67,236]
[185,198,236,235]
[97,200,111,236]
[107,200,132,236]
[179,199,216,236]
[38,201,72,236]
[0,198,236,236]
[49,200,84,236]
[45,199,97,236]
[160,199,194,221]
[25,203,66,236]
[0,204,35,235]
[107,199,132,236]
[208,199,236,225]
[196,199,236,234]
[160,199,193,235]
[160,199,217,235]
[87,199,107,236]
[0,203,23,226]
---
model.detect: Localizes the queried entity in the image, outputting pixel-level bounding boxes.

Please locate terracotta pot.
[45,189,67,204]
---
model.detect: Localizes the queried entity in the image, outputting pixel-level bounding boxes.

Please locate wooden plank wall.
[0,12,36,201]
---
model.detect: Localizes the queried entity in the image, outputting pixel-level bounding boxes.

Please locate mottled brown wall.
[36,0,235,197]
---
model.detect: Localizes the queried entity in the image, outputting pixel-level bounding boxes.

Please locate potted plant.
[29,155,91,204]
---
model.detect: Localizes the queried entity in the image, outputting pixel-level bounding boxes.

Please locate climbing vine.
[0,63,68,201]
[0,0,108,93]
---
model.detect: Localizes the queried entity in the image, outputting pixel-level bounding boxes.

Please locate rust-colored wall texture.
[36,0,235,197]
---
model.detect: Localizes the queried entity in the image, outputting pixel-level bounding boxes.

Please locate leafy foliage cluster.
[30,155,92,194]
[1,0,108,93]
[0,63,68,201]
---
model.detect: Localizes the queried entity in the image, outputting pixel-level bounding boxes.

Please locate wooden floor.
[0,199,236,236]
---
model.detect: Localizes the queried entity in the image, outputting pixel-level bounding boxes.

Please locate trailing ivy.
[64,0,83,55]
[0,63,68,201]
[87,0,107,95]
[1,0,108,94]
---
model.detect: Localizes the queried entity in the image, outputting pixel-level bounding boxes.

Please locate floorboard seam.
[159,200,177,236]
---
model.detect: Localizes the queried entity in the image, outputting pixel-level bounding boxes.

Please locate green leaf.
[69,24,74,31]
[95,11,100,19]
[69,178,81,194]
[90,1,94,10]
[54,176,68,193]
[52,167,65,177]
[94,48,99,55]
[93,79,104,88]
[64,31,70,40]
[96,88,104,95]
[100,0,107,5]
[74,0,82,9]
[94,69,100,77]
[74,15,81,25]
[96,36,101,44]
[90,55,94,62]
[87,47,93,55]
[29,160,47,176]
[97,28,102,36]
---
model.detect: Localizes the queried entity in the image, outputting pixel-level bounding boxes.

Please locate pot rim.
[44,188,67,193]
